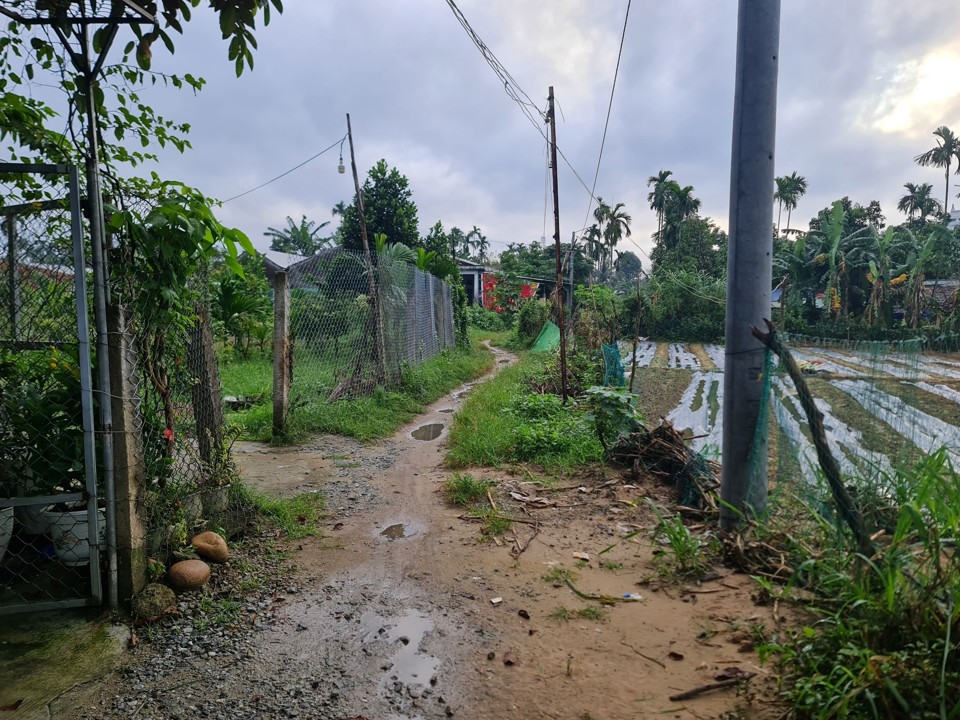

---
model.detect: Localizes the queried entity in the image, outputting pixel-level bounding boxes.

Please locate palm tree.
[263,215,331,255]
[914,126,960,212]
[467,225,489,262]
[897,182,941,223]
[602,202,632,276]
[849,227,908,327]
[774,171,808,236]
[646,170,674,239]
[331,201,348,223]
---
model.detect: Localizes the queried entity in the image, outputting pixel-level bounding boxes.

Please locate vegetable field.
[627,341,960,482]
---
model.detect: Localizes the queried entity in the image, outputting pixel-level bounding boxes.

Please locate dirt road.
[56,344,779,719]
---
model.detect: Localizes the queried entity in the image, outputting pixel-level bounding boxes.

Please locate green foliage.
[626,270,726,341]
[229,343,493,442]
[647,501,715,578]
[466,305,510,332]
[341,160,420,253]
[212,252,272,357]
[447,353,603,470]
[264,215,332,255]
[758,451,960,719]
[470,508,513,539]
[497,240,592,289]
[513,299,552,348]
[451,279,470,349]
[583,386,643,452]
[443,473,490,507]
[229,482,326,539]
[0,347,89,495]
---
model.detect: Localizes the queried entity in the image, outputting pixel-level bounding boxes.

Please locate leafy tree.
[264,215,332,255]
[496,241,592,288]
[212,252,272,356]
[809,197,885,236]
[914,126,960,213]
[774,171,808,236]
[341,160,420,253]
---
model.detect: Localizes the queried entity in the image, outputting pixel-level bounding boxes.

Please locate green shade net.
[602,342,625,387]
[531,320,560,352]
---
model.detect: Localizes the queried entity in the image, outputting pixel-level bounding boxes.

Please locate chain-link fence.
[0,163,103,613]
[109,195,251,567]
[287,250,455,402]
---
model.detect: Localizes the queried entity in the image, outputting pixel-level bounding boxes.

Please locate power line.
[582,0,632,232]
[443,0,599,207]
[221,135,347,204]
[443,0,546,134]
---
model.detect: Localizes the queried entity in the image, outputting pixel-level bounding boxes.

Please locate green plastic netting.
[602,342,625,387]
[531,320,560,352]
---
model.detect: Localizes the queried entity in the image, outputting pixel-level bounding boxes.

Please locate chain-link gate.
[0,163,103,613]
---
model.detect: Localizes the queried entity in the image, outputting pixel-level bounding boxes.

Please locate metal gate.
[0,163,103,613]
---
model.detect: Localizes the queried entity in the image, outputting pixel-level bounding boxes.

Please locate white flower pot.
[42,506,106,567]
[0,507,13,565]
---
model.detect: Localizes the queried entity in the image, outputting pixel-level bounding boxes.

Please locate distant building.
[948,206,960,230]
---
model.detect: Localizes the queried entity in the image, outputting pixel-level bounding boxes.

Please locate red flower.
[163,427,174,443]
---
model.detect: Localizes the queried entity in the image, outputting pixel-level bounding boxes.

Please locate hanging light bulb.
[338,154,345,174]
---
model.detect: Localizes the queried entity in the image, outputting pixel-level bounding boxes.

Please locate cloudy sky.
[124,0,960,264]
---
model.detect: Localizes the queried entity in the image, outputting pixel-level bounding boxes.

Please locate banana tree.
[810,201,866,319]
[904,226,951,328]
[849,227,908,328]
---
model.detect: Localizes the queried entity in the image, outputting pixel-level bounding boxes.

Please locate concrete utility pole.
[720,0,781,529]
[548,86,568,403]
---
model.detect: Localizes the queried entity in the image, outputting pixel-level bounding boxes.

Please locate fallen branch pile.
[608,419,719,508]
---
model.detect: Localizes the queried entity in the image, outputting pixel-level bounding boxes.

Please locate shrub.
[466,305,509,332]
[514,299,552,347]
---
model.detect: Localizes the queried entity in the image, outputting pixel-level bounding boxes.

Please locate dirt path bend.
[237,343,520,720]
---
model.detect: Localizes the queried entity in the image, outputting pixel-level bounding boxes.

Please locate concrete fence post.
[107,304,148,605]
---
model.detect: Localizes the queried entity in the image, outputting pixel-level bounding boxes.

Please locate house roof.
[262,250,308,270]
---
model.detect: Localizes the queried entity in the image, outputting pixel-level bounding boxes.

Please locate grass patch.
[220,353,273,400]
[229,343,494,442]
[446,352,603,469]
[549,605,607,622]
[542,566,576,584]
[230,482,326,539]
[753,450,960,718]
[469,508,513,539]
[442,472,490,507]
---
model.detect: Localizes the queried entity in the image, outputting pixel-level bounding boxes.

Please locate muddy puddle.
[361,610,440,687]
[411,423,444,440]
[377,521,420,540]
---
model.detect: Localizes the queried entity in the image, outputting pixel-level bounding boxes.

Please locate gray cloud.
[115,1,960,263]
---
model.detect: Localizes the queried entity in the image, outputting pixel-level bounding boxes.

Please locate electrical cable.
[221,135,347,204]
[443,0,599,206]
[581,0,632,233]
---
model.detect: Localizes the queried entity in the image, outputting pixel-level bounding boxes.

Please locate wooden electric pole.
[548,86,568,403]
[720,0,781,528]
[346,113,388,384]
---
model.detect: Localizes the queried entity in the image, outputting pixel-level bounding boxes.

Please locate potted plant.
[0,347,102,561]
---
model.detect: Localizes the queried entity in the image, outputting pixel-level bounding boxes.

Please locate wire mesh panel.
[0,164,102,613]
[107,196,247,563]
[287,250,455,403]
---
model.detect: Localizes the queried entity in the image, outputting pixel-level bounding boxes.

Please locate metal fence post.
[273,272,291,435]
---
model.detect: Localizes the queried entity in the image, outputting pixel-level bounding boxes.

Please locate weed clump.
[442,473,490,507]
